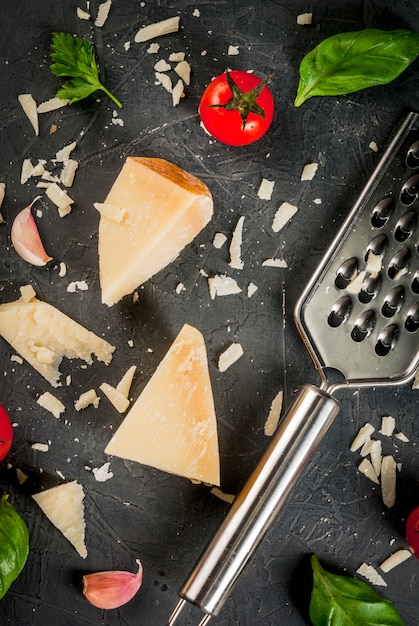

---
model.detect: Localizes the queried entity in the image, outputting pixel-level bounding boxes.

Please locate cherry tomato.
[0,405,13,462]
[406,506,419,557]
[199,70,274,146]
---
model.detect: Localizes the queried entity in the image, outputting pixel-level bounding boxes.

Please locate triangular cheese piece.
[97,157,213,306]
[0,290,115,387]
[105,324,220,486]
[32,481,87,558]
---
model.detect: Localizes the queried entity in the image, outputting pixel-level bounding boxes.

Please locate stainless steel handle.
[179,383,340,617]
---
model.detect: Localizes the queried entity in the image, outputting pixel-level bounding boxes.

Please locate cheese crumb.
[272,202,298,233]
[67,280,89,293]
[227,45,239,55]
[18,94,39,136]
[154,59,172,72]
[358,458,379,484]
[301,162,318,181]
[77,7,91,20]
[100,382,130,413]
[379,415,396,437]
[218,343,244,372]
[95,0,112,27]
[381,455,396,508]
[297,12,313,25]
[264,390,283,436]
[213,232,227,249]
[262,258,288,268]
[55,141,77,162]
[229,216,245,270]
[247,282,258,297]
[208,275,242,299]
[172,79,185,106]
[174,60,191,85]
[369,141,379,152]
[350,423,375,452]
[75,389,100,411]
[147,43,160,54]
[92,461,113,482]
[257,178,275,200]
[356,563,387,587]
[116,365,137,398]
[37,391,65,419]
[379,549,412,572]
[134,16,180,43]
[32,442,50,452]
[210,487,235,503]
[58,262,67,277]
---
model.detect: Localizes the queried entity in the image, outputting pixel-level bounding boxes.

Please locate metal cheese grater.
[167,111,419,626]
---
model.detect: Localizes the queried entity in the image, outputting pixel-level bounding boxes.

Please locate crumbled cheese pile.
[350,414,413,586]
[350,414,408,508]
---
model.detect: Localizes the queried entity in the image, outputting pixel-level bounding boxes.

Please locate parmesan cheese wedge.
[0,291,115,387]
[32,481,87,558]
[105,324,220,486]
[97,157,213,306]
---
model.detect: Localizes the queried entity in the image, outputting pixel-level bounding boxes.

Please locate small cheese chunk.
[0,294,115,387]
[358,458,379,484]
[174,60,191,85]
[380,549,412,572]
[208,275,241,299]
[37,97,69,113]
[95,0,112,27]
[116,365,137,398]
[97,157,213,306]
[100,382,130,413]
[257,178,274,200]
[297,12,313,25]
[356,563,387,587]
[381,455,397,508]
[350,423,375,452]
[272,202,298,233]
[75,389,100,411]
[264,390,283,436]
[37,391,65,418]
[105,324,220,486]
[45,183,74,213]
[18,94,39,135]
[218,343,244,372]
[32,481,87,558]
[229,216,245,270]
[301,162,318,181]
[134,16,180,43]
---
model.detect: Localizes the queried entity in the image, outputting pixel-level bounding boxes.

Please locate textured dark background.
[0,1,418,624]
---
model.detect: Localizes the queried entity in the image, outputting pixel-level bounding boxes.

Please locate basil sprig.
[295,28,419,107]
[309,554,404,626]
[0,494,29,599]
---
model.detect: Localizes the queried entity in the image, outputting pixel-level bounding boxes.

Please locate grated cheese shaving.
[379,549,412,572]
[218,343,244,372]
[229,216,245,269]
[350,423,375,451]
[264,390,283,436]
[257,178,275,200]
[18,94,39,135]
[95,0,112,27]
[134,16,180,43]
[301,162,318,181]
[272,202,298,233]
[356,563,387,587]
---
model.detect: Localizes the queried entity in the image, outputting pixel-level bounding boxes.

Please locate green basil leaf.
[295,28,419,107]
[0,494,29,599]
[309,554,404,626]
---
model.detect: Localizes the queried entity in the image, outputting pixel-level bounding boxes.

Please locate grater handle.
[178,384,340,618]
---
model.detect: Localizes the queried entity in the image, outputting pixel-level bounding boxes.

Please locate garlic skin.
[82,560,143,609]
[11,198,52,266]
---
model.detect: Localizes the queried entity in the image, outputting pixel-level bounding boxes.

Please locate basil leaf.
[0,494,29,599]
[295,28,419,107]
[309,554,404,626]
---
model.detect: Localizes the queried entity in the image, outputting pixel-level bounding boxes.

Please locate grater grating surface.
[297,111,419,385]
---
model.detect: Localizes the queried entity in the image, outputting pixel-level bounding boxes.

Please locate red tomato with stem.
[0,405,13,462]
[406,506,419,557]
[199,70,274,146]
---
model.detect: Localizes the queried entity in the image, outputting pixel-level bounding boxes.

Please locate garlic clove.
[11,197,52,266]
[82,559,143,609]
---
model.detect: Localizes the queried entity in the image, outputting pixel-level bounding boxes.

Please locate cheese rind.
[0,294,115,387]
[32,481,87,558]
[97,157,213,306]
[105,324,220,485]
